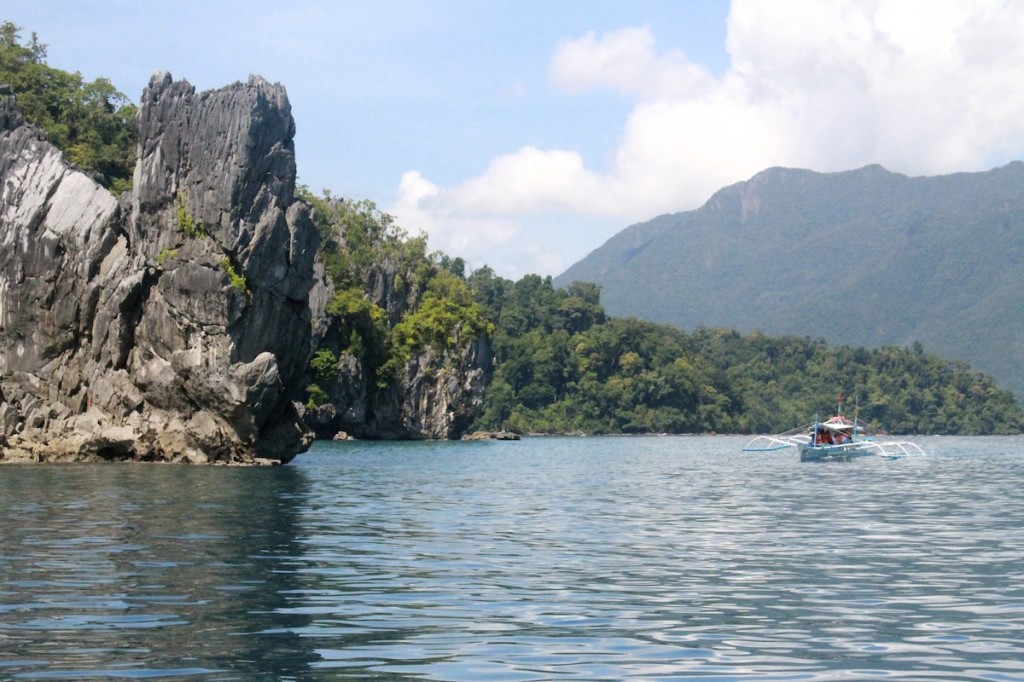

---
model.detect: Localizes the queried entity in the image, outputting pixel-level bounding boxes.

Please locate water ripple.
[1,436,1023,679]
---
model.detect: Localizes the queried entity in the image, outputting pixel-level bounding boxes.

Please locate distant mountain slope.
[556,162,1024,399]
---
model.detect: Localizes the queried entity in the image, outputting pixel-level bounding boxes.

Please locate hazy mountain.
[556,162,1024,399]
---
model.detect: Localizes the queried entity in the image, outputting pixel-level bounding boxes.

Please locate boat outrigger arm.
[743,424,815,452]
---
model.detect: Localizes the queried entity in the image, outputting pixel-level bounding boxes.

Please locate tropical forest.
[300,189,1023,436]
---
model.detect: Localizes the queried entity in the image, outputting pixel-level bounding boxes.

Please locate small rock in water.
[461,431,520,441]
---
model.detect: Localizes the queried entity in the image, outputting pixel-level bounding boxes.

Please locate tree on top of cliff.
[299,187,491,416]
[0,21,136,192]
[300,189,424,290]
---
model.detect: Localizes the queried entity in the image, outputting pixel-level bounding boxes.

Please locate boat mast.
[853,396,859,436]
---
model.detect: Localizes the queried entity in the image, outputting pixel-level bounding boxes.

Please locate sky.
[7,1,1024,278]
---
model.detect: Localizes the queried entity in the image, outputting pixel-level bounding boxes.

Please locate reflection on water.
[0,464,316,680]
[1,436,1023,680]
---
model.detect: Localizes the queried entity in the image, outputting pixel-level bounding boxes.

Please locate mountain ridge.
[556,161,1024,398]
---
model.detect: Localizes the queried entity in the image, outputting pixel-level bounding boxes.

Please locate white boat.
[743,396,925,461]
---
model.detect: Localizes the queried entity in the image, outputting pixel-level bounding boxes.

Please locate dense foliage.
[0,22,136,192]
[298,188,491,407]
[468,271,1023,435]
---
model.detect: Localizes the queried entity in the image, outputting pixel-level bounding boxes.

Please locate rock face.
[313,338,491,441]
[0,74,318,463]
[355,328,491,440]
[303,259,492,440]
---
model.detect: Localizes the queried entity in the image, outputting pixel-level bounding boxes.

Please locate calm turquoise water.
[1,435,1023,680]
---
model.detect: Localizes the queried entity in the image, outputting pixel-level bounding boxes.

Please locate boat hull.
[798,442,874,462]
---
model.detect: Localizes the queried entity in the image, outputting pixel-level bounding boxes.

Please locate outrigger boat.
[743,394,925,461]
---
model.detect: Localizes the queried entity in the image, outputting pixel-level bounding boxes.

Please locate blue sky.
[7,1,1024,277]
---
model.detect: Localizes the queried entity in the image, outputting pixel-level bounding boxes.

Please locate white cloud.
[725,0,1024,173]
[448,146,607,215]
[549,26,715,100]
[392,0,1024,278]
[394,170,517,251]
[394,170,548,278]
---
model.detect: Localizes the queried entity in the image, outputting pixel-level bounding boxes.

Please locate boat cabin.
[813,416,856,445]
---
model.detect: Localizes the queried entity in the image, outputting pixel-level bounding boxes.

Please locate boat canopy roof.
[818,416,856,431]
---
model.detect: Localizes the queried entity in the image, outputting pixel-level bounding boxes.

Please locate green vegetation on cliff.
[468,271,1023,435]
[299,189,490,410]
[0,22,136,192]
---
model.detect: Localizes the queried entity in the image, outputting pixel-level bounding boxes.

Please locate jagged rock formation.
[0,74,318,463]
[303,259,492,440]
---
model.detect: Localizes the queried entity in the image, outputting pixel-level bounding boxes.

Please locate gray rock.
[0,74,317,464]
[461,430,520,441]
[305,252,492,441]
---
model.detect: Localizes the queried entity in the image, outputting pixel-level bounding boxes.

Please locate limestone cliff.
[303,258,492,441]
[0,74,318,463]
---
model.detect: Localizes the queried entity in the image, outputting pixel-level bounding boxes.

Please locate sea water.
[1,435,1022,680]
